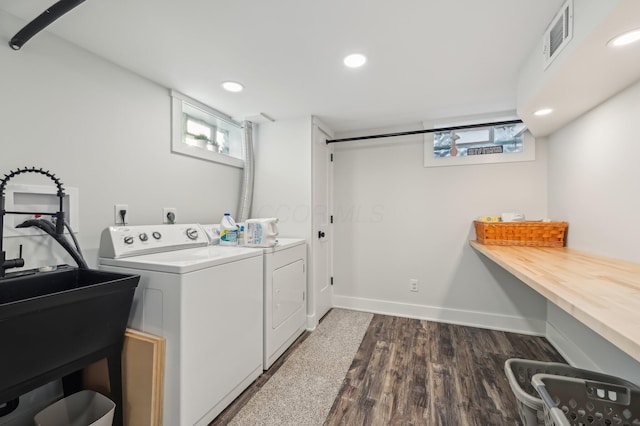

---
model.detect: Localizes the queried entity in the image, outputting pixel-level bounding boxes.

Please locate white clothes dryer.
[262,238,307,370]
[98,224,263,426]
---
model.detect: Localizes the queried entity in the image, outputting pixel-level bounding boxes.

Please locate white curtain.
[237,121,254,222]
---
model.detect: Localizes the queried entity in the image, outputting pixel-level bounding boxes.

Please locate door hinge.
[330,276,334,285]
[330,215,333,224]
[303,291,305,301]
[330,153,333,162]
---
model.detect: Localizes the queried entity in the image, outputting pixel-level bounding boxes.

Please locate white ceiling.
[0,0,565,133]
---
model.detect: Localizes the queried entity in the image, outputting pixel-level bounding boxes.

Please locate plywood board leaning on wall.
[84,329,166,426]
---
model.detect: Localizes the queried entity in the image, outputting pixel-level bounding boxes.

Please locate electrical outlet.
[114,204,128,225]
[163,207,177,224]
[409,279,419,292]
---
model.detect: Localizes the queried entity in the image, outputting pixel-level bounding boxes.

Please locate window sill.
[171,141,244,168]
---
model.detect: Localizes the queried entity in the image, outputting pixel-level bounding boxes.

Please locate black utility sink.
[0,266,139,406]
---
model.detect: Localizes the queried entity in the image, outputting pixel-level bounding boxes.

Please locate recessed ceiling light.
[222,81,244,92]
[343,53,367,68]
[534,108,553,116]
[608,29,640,47]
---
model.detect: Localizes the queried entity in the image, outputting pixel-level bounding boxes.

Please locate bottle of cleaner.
[220,213,238,245]
[238,225,245,246]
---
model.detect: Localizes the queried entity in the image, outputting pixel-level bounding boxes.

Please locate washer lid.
[99,245,261,273]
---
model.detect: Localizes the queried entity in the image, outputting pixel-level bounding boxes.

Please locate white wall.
[548,80,640,262]
[331,129,550,333]
[1,10,326,413]
[0,10,242,271]
[547,303,640,385]
[252,118,317,325]
[0,11,244,423]
[546,79,640,382]
[252,118,312,240]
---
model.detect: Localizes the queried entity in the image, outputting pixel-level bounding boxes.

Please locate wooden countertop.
[469,240,640,363]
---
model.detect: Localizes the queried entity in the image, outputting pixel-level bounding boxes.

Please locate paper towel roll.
[501,212,525,222]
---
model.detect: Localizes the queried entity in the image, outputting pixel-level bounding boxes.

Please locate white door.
[312,124,333,323]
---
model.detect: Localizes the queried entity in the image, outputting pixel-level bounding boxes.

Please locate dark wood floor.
[325,314,564,425]
[212,312,565,426]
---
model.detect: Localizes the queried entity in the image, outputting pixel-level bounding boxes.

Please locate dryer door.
[272,260,305,328]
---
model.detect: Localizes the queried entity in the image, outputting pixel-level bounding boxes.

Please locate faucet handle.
[10,244,24,268]
[8,244,24,267]
[0,246,24,277]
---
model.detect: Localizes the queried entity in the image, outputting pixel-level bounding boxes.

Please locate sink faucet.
[1,167,67,278]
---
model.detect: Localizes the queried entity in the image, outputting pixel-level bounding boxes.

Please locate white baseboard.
[306,314,318,331]
[332,295,546,336]
[545,321,600,370]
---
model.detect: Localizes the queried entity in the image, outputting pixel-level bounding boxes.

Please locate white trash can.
[34,390,115,426]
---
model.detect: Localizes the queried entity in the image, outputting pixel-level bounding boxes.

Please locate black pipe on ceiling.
[9,0,87,50]
[326,119,524,144]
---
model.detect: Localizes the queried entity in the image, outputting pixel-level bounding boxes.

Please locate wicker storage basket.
[474,221,568,247]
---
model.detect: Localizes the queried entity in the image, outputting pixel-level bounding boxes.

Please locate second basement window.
[424,119,535,167]
[433,123,526,158]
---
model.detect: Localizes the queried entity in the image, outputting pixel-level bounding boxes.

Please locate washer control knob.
[186,228,199,240]
[152,231,161,240]
[139,233,148,242]
[124,236,134,245]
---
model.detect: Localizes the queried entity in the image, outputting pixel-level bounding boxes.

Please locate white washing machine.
[201,225,307,370]
[98,224,263,426]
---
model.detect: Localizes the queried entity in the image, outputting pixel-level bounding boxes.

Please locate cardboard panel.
[84,329,165,426]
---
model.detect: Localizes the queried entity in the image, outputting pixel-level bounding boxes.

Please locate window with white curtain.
[170,90,244,168]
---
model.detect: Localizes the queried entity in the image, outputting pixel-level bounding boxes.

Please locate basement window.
[170,90,244,168]
[424,118,535,167]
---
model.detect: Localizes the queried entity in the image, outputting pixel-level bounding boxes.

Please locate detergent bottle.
[238,225,246,246]
[220,213,238,246]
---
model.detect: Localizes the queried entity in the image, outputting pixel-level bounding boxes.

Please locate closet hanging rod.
[325,119,524,144]
[9,0,87,50]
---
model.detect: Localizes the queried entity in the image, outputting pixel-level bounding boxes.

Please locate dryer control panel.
[98,224,208,258]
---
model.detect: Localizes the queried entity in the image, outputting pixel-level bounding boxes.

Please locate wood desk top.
[469,240,640,363]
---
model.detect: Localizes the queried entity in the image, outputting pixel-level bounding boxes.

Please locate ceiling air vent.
[543,0,573,69]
